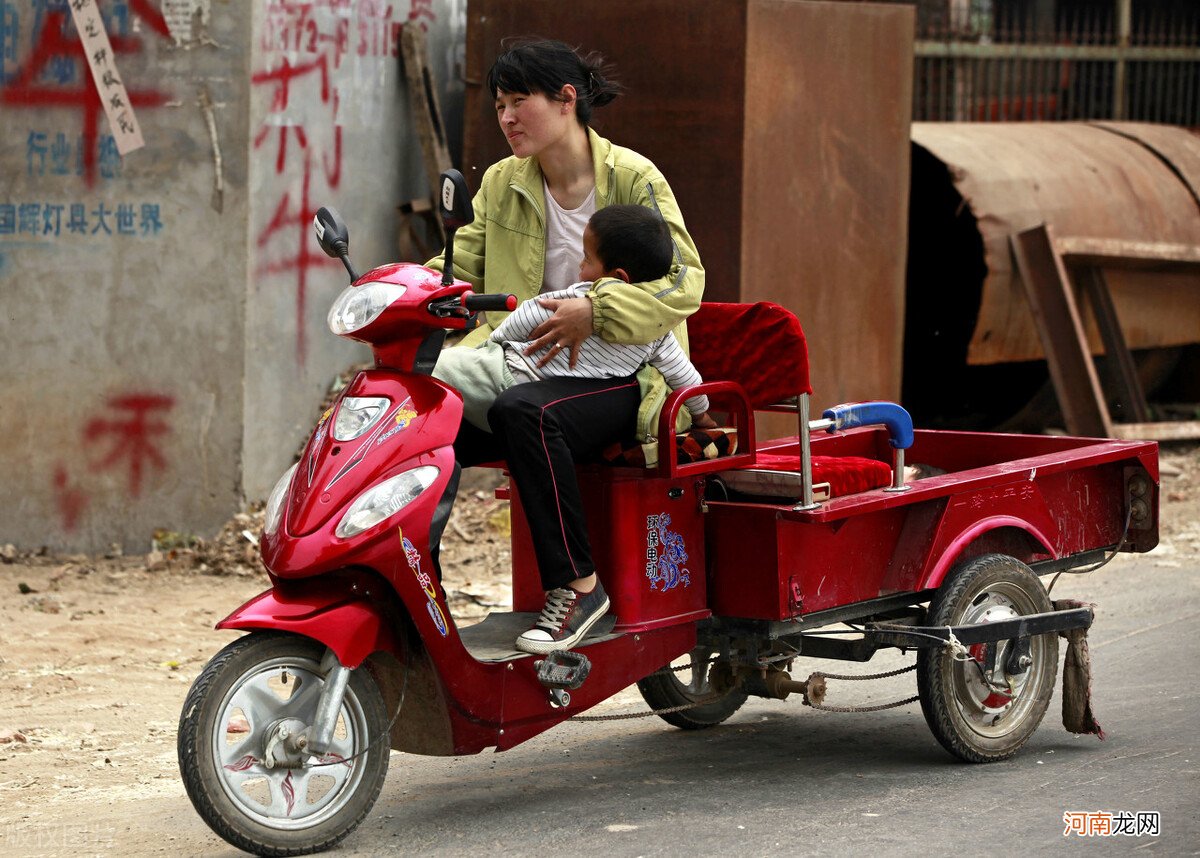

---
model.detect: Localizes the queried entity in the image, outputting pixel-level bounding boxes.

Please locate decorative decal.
[376,397,417,445]
[281,770,296,816]
[399,527,449,637]
[425,600,448,636]
[224,754,259,772]
[645,513,691,592]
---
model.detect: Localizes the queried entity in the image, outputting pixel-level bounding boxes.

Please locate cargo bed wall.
[704,430,1157,621]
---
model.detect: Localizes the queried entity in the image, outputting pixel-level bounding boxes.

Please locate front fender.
[216,585,401,669]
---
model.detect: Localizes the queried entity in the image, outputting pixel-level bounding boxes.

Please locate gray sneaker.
[515,580,610,655]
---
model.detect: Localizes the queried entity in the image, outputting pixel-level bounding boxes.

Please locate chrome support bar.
[796,393,820,510]
[884,448,911,492]
[308,654,352,755]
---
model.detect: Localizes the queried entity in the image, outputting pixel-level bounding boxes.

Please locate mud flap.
[1054,598,1105,740]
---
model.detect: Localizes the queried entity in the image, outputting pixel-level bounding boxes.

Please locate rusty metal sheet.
[911,122,1200,365]
[1010,224,1114,437]
[742,0,913,419]
[1091,122,1200,208]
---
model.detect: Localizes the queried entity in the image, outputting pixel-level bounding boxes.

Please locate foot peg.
[535,650,592,708]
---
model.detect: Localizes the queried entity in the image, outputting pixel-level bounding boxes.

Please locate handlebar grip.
[821,401,914,449]
[462,292,517,312]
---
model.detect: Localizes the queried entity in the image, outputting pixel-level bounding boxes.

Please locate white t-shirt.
[541,178,596,294]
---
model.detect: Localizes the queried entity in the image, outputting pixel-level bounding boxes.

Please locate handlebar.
[463,292,517,312]
[427,291,518,321]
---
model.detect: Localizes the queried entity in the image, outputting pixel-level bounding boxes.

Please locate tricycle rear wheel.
[637,645,748,729]
[917,553,1059,763]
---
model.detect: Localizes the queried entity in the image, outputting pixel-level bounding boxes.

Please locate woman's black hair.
[588,205,673,284]
[486,38,623,125]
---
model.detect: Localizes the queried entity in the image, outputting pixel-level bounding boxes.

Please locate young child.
[434,204,717,433]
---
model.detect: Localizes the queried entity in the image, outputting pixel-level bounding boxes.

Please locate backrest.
[685,302,812,407]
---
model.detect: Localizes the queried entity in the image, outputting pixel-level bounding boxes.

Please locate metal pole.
[797,394,819,511]
[1114,0,1132,119]
[884,448,911,493]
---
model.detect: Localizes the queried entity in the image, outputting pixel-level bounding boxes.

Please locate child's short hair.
[588,205,673,283]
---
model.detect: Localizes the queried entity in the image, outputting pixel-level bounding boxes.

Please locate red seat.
[686,302,813,407]
[752,450,893,497]
[686,302,893,498]
[609,302,896,497]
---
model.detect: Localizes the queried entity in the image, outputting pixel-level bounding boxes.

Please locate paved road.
[141,553,1200,856]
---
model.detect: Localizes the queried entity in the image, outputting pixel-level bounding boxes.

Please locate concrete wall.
[0,0,467,552]
[241,0,467,501]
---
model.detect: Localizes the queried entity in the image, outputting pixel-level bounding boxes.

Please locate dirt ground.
[0,445,1197,855]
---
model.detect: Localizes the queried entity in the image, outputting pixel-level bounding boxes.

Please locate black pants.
[454,375,641,591]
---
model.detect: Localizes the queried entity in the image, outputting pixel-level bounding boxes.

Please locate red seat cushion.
[686,303,812,406]
[749,450,892,496]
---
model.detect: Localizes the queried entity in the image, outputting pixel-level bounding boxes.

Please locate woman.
[428,38,704,654]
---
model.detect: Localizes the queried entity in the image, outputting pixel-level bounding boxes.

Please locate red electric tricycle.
[178,171,1159,855]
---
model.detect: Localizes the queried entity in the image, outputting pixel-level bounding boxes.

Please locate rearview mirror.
[439,170,473,230]
[313,207,350,258]
[438,171,473,286]
[313,206,359,281]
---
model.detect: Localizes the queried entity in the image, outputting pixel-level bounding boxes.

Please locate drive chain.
[569,660,920,721]
[569,662,720,721]
[807,695,921,713]
[806,663,919,713]
[569,696,724,722]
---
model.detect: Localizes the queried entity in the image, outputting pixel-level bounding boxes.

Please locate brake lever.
[427,297,471,319]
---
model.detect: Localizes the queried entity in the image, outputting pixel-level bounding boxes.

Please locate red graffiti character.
[252,44,344,364]
[52,464,89,532]
[407,0,435,31]
[84,393,175,497]
[0,10,169,186]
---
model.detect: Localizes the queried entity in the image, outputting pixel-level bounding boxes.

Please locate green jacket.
[427,128,705,448]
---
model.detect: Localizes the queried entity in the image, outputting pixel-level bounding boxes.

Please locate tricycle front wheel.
[637,645,748,729]
[917,554,1059,763]
[178,632,390,856]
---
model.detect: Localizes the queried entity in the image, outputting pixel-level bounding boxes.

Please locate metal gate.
[895,0,1200,123]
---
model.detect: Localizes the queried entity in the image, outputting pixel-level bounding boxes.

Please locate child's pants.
[450,374,640,591]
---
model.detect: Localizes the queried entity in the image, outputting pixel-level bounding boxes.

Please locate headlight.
[327,281,407,335]
[335,465,439,539]
[333,397,390,441]
[263,463,298,537]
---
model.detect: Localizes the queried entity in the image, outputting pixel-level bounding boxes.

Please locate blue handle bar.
[822,401,914,450]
